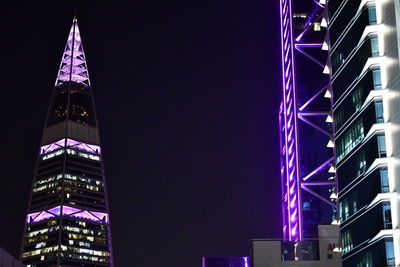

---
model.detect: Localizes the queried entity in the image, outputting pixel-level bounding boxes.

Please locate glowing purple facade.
[279,0,338,241]
[20,18,113,266]
[201,257,249,267]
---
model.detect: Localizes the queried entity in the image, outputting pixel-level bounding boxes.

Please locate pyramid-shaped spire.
[55,18,90,86]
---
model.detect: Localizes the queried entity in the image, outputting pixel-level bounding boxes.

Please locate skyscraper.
[328,0,399,265]
[279,0,338,241]
[20,18,113,266]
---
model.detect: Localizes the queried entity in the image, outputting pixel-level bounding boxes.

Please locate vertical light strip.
[279,0,302,241]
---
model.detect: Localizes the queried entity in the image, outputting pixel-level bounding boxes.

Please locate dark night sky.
[1,1,282,266]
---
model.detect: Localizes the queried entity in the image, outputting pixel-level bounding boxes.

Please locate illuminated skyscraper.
[20,17,113,266]
[278,0,338,241]
[328,0,400,265]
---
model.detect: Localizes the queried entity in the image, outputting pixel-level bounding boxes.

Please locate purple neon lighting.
[279,0,302,241]
[62,205,81,215]
[243,257,249,267]
[55,18,90,86]
[26,205,109,224]
[40,138,101,155]
[40,139,65,155]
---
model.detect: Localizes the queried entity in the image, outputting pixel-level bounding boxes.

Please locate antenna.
[73,0,79,19]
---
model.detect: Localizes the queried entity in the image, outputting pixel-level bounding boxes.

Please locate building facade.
[20,18,113,266]
[328,0,400,266]
[279,0,338,241]
[251,225,341,267]
[201,256,249,267]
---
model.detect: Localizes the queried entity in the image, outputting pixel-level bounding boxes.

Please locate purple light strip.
[294,46,324,68]
[243,257,249,267]
[280,0,302,241]
[26,205,109,224]
[302,157,333,181]
[302,181,336,186]
[294,43,323,48]
[298,112,329,116]
[298,115,331,137]
[312,0,325,9]
[279,103,288,240]
[300,184,336,208]
[40,138,101,155]
[298,85,327,111]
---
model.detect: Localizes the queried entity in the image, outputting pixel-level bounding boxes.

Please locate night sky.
[1,1,282,266]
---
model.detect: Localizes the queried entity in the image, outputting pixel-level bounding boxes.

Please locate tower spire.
[55,18,90,86]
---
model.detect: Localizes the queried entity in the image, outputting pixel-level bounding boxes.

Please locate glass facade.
[329,0,397,266]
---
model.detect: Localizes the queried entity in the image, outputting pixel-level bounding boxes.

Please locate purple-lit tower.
[20,18,113,266]
[279,0,338,241]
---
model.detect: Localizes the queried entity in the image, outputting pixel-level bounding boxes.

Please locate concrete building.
[251,225,341,267]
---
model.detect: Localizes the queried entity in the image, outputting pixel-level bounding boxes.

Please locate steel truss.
[279,0,338,242]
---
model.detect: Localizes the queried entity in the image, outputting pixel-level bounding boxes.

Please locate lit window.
[313,22,321,31]
[371,37,379,57]
[373,69,382,90]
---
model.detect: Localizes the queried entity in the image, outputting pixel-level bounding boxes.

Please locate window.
[303,201,311,211]
[380,168,389,193]
[375,101,384,123]
[368,7,377,24]
[373,69,382,89]
[357,251,373,267]
[386,239,395,266]
[356,152,367,177]
[383,202,392,229]
[371,37,379,57]
[341,230,353,254]
[332,52,345,70]
[377,135,387,157]
[337,120,365,162]
[313,22,321,31]
[352,86,363,111]
[339,191,358,221]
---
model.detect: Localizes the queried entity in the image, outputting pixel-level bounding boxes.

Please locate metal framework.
[279,0,338,241]
[56,18,90,87]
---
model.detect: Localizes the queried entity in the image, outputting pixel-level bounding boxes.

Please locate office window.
[386,239,395,266]
[380,168,389,193]
[337,120,364,162]
[373,69,382,90]
[339,191,358,221]
[356,152,367,177]
[357,251,373,267]
[383,202,392,229]
[341,230,353,254]
[371,37,379,57]
[352,86,363,111]
[375,101,384,123]
[368,7,377,24]
[377,135,387,157]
